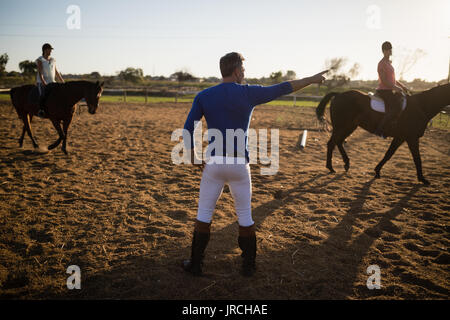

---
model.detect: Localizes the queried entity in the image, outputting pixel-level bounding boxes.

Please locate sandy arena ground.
[0,100,449,299]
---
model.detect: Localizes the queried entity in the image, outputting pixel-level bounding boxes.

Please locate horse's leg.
[327,125,356,173]
[61,116,73,155]
[22,113,39,149]
[336,126,357,172]
[337,143,350,172]
[48,119,64,150]
[19,124,26,147]
[374,137,404,179]
[406,138,429,185]
[326,134,337,173]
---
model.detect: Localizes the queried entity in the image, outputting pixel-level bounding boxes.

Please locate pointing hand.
[311,70,328,84]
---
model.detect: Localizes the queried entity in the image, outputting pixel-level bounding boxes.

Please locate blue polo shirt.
[183,81,293,162]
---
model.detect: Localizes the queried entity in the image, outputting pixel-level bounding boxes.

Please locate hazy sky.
[0,0,449,81]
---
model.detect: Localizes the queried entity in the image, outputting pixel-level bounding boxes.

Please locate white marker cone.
[300,130,308,149]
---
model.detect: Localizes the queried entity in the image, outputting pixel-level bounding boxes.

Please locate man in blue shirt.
[183,52,327,277]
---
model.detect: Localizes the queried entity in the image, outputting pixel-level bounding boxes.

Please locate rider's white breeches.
[196,157,254,227]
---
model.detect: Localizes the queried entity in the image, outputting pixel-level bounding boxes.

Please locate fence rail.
[0,87,322,104]
[1,87,449,128]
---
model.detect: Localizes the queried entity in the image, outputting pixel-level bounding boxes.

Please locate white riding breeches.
[196,156,254,227]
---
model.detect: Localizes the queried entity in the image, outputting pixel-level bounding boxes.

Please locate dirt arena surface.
[0,100,448,300]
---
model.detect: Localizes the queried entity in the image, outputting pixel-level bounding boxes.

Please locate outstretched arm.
[247,70,328,106]
[288,70,328,92]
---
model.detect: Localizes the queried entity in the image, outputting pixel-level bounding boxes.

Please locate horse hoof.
[34,147,49,154]
[420,178,430,186]
[344,164,350,172]
[374,172,380,179]
[327,167,336,174]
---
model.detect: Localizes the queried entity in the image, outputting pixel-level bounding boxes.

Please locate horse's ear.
[95,80,99,86]
[100,81,104,87]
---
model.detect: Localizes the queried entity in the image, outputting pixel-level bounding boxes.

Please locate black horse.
[315,83,450,185]
[10,81,104,154]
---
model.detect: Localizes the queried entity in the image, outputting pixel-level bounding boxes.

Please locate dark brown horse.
[10,80,104,154]
[316,83,450,185]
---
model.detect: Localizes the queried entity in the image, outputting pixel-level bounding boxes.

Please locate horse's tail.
[316,92,339,121]
[9,87,22,117]
[10,87,17,109]
[9,87,19,106]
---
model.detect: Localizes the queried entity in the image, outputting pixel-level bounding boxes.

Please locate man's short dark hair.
[220,52,245,78]
[382,41,392,51]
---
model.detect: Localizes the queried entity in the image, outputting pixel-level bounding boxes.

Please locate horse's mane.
[414,83,450,99]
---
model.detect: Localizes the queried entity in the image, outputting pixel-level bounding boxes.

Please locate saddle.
[368,92,407,113]
[27,83,59,106]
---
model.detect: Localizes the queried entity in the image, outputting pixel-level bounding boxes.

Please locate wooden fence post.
[124,89,127,103]
[145,88,148,104]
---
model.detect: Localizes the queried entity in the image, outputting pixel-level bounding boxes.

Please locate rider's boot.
[37,97,47,118]
[182,220,211,276]
[238,224,257,277]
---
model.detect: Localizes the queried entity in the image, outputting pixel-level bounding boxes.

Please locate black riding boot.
[238,225,257,277]
[183,228,210,276]
[37,83,54,118]
[37,96,47,118]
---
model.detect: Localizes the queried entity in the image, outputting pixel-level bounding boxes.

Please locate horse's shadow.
[275,178,422,298]
[0,149,46,170]
[0,148,71,174]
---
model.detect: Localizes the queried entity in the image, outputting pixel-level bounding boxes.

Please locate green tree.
[0,53,9,76]
[270,71,282,83]
[90,71,101,79]
[284,70,296,80]
[19,60,37,76]
[171,71,196,82]
[118,67,143,83]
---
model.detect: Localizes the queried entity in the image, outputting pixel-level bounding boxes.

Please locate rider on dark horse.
[374,41,410,137]
[36,43,65,118]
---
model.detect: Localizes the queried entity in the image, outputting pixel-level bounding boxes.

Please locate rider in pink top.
[375,41,409,137]
[377,59,396,90]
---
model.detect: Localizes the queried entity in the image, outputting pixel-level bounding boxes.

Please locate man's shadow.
[45,175,422,300]
[46,171,348,299]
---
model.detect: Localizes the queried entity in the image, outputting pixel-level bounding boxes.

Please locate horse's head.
[85,81,104,114]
